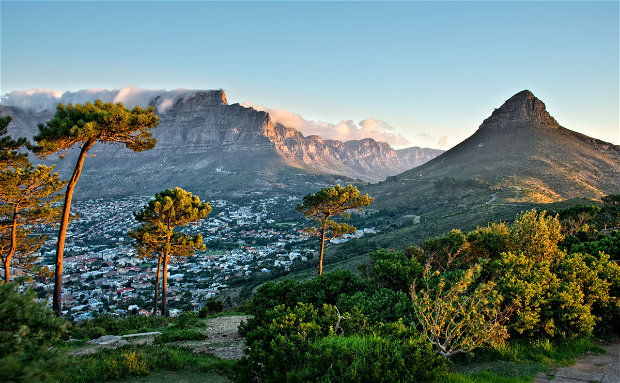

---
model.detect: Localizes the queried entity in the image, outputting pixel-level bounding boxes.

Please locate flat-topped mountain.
[391,90,620,203]
[2,90,442,198]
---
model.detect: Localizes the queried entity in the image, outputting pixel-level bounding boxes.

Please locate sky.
[1,1,618,149]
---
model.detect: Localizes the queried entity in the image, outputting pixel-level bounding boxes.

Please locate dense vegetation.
[234,201,620,382]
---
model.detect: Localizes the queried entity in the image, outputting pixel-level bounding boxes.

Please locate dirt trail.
[69,315,251,360]
[199,315,249,360]
[533,342,619,383]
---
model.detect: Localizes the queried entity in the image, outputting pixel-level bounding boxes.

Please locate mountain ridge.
[1,90,443,198]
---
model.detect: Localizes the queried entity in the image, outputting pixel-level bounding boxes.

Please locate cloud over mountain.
[0,86,200,113]
[241,102,410,147]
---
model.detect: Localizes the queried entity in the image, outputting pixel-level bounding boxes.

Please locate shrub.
[171,310,200,330]
[198,298,223,318]
[240,269,370,336]
[337,288,415,325]
[422,230,467,270]
[359,249,423,293]
[101,351,148,379]
[412,263,510,357]
[234,303,367,383]
[296,334,449,383]
[509,211,564,263]
[0,283,68,383]
[557,251,620,337]
[494,251,596,339]
[561,230,620,259]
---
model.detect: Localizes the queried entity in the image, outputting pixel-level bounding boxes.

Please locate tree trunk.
[4,206,19,284]
[53,141,95,317]
[161,252,169,317]
[319,225,326,276]
[3,258,10,284]
[152,255,163,316]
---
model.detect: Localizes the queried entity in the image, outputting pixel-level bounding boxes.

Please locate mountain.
[388,90,620,203]
[324,90,620,259]
[1,90,442,199]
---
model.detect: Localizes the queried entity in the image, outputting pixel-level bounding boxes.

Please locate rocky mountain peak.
[151,89,229,115]
[179,89,228,106]
[479,90,559,130]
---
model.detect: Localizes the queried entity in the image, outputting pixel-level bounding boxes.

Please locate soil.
[197,315,250,360]
[69,315,251,361]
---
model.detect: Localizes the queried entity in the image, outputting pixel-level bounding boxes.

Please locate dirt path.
[486,192,498,204]
[197,315,250,360]
[533,342,619,383]
[69,315,251,360]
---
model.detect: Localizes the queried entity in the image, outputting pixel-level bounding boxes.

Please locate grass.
[154,329,206,344]
[444,338,605,383]
[60,344,235,383]
[115,370,230,383]
[442,370,532,383]
[268,253,370,285]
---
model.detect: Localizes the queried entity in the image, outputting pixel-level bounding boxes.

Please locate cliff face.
[479,90,559,130]
[2,90,442,198]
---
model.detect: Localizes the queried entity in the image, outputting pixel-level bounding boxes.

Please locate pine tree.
[32,100,159,316]
[0,111,65,284]
[128,188,211,316]
[296,184,373,275]
[0,164,65,283]
[0,110,28,169]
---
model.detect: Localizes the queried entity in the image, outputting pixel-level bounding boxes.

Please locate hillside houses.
[26,194,372,318]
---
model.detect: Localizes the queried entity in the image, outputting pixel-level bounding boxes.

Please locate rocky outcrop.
[479,90,559,130]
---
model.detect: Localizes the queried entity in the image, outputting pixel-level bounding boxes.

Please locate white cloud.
[0,86,199,113]
[417,132,449,148]
[437,135,449,147]
[241,102,410,147]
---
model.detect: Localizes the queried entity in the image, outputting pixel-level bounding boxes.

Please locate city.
[30,194,375,320]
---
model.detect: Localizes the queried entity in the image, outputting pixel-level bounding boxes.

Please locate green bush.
[171,311,200,330]
[240,269,370,336]
[337,288,415,325]
[234,303,367,383]
[155,329,206,344]
[198,298,224,318]
[359,249,423,293]
[495,251,596,339]
[296,334,449,383]
[561,230,620,259]
[0,283,68,383]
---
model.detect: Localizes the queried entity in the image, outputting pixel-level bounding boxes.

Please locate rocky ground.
[197,315,249,360]
[70,315,251,360]
[533,342,620,383]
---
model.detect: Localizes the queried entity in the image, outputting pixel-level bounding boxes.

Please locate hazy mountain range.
[2,90,442,199]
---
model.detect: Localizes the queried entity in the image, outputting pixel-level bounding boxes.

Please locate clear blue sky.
[1,1,618,149]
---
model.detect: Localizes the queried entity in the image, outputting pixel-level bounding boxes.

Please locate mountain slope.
[327,90,620,259]
[392,90,620,203]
